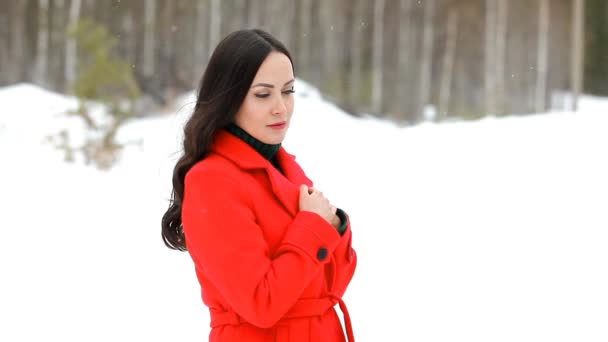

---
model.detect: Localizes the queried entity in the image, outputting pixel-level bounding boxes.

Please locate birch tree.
[536,0,550,113]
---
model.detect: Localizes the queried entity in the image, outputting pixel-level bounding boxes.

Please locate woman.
[161,29,357,342]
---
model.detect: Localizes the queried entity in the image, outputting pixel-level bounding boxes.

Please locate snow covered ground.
[1,82,607,341]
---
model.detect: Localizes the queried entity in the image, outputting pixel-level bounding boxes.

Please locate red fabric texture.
[182,129,357,341]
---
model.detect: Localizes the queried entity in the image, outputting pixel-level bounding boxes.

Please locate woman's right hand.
[299,184,339,226]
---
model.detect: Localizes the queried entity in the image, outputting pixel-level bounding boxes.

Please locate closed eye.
[255,88,295,99]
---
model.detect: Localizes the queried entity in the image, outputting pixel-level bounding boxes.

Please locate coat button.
[317,247,328,261]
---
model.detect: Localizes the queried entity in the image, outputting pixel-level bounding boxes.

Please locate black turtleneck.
[224,122,283,172]
[224,122,348,236]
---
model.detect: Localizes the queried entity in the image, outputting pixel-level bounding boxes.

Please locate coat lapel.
[211,130,313,217]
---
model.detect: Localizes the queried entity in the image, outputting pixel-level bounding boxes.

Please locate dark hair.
[161,29,294,251]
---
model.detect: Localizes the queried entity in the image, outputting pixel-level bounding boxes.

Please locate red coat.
[182,129,357,341]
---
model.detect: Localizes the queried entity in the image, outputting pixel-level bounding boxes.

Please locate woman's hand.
[299,185,340,228]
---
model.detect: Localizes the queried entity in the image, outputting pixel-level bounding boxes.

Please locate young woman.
[161,29,357,342]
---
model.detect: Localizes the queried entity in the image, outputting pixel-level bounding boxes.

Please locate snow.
[1,81,607,341]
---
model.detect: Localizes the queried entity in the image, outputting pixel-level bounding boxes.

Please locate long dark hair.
[161,29,294,251]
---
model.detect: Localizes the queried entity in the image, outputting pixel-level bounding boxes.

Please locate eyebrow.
[251,79,295,89]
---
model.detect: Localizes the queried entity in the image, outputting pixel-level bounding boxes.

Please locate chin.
[262,130,288,145]
[267,137,284,144]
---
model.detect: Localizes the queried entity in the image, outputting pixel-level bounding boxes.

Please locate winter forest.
[1,1,608,341]
[2,0,607,123]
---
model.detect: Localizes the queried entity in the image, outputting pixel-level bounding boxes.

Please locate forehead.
[252,52,294,83]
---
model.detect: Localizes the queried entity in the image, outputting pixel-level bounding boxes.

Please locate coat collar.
[211,129,312,216]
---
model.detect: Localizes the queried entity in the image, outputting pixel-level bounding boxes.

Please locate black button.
[317,247,328,261]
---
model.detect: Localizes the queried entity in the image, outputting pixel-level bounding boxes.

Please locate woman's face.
[234,51,295,145]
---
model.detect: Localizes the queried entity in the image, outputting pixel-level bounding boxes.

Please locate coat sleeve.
[329,209,357,298]
[182,169,343,328]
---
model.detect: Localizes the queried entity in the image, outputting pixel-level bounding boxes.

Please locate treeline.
[0,0,606,123]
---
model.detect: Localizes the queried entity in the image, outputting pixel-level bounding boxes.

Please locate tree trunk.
[349,0,365,111]
[9,1,27,83]
[34,0,50,86]
[571,0,585,111]
[51,0,66,89]
[194,0,208,82]
[418,0,434,121]
[209,0,221,58]
[143,0,156,77]
[495,0,508,114]
[122,5,136,67]
[396,0,413,118]
[439,8,459,121]
[247,0,259,28]
[319,0,335,93]
[484,0,497,115]
[536,0,550,113]
[371,0,385,115]
[232,0,246,32]
[297,0,312,78]
[0,11,7,83]
[65,0,81,93]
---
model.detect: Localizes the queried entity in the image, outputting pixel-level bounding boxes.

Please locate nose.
[272,96,288,116]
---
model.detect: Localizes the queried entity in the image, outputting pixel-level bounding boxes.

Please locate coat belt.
[209,296,354,342]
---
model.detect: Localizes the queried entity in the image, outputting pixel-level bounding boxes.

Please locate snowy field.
[1,81,607,341]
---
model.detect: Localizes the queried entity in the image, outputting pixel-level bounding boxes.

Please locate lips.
[268,121,286,128]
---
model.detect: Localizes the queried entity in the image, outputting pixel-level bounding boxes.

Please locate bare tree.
[121,4,137,67]
[194,0,208,81]
[371,0,385,115]
[34,0,50,86]
[9,1,27,83]
[247,0,259,28]
[0,12,7,78]
[439,7,459,120]
[396,0,413,118]
[297,0,312,78]
[419,0,435,121]
[52,0,67,88]
[143,0,156,78]
[349,0,366,110]
[495,0,508,114]
[484,0,497,115]
[570,0,585,111]
[65,0,82,92]
[536,0,550,113]
[319,0,335,93]
[273,1,294,51]
[209,0,221,58]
